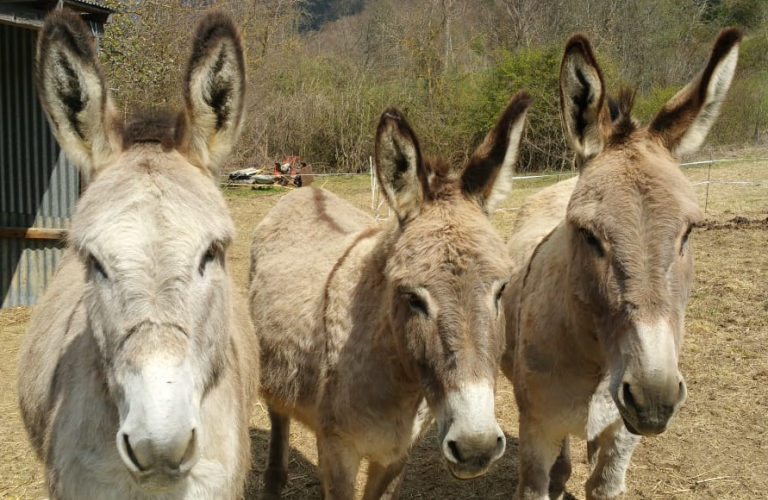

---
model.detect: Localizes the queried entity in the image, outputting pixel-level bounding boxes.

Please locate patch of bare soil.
[0,307,43,499]
[702,216,768,231]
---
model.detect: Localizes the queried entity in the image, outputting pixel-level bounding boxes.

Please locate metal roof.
[61,0,113,15]
[0,0,114,29]
[66,0,112,10]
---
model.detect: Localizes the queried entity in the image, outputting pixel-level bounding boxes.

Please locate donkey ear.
[374,109,427,221]
[649,28,741,158]
[559,34,611,162]
[461,90,531,215]
[35,10,121,180]
[179,12,246,178]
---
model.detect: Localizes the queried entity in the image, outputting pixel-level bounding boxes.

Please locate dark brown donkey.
[501,29,741,500]
[249,92,531,499]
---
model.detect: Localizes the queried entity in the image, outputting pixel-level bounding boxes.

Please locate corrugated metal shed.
[1,2,113,307]
[0,22,79,307]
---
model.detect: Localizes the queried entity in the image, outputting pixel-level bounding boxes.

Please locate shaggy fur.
[502,29,741,500]
[250,93,531,500]
[17,11,258,500]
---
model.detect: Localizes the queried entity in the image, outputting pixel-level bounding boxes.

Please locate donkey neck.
[564,232,611,370]
[531,224,605,371]
[322,222,422,401]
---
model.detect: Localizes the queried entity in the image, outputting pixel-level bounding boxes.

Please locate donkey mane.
[425,157,451,176]
[608,87,638,144]
[423,158,456,199]
[122,111,185,150]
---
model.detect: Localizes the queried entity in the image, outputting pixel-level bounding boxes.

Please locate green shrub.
[710,71,768,145]
[465,46,566,172]
[633,86,679,124]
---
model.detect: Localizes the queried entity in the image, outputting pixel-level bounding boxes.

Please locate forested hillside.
[100,0,767,172]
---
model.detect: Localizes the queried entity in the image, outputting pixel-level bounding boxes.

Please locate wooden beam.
[0,227,67,240]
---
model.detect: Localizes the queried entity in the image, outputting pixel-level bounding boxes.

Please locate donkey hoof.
[260,486,283,500]
[262,468,288,499]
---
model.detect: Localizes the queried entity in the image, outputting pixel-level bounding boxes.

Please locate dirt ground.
[1,159,766,499]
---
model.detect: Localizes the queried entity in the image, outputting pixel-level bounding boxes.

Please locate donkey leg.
[361,458,407,500]
[585,421,640,500]
[587,437,599,470]
[515,418,563,500]
[317,434,360,500]
[548,436,572,500]
[262,407,291,500]
[361,399,431,500]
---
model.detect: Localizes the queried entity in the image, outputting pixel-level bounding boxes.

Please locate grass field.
[1,159,766,499]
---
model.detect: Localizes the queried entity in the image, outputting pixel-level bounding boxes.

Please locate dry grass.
[1,160,766,499]
[0,306,41,500]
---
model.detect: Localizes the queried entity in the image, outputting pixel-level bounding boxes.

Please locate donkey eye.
[199,244,220,275]
[495,282,508,303]
[404,292,429,316]
[494,282,508,316]
[580,228,604,257]
[89,255,109,280]
[680,224,693,255]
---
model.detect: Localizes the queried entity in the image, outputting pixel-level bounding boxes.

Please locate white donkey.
[17,10,259,500]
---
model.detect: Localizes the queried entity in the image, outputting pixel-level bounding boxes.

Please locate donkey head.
[375,92,530,478]
[36,11,246,491]
[559,30,740,435]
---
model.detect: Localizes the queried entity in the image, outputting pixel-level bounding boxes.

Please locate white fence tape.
[504,156,768,183]
[495,157,768,214]
[693,180,768,186]
[222,156,767,218]
[224,156,768,182]
[680,157,768,166]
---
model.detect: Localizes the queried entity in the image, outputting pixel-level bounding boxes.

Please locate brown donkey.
[17,11,258,500]
[501,30,741,500]
[250,92,531,499]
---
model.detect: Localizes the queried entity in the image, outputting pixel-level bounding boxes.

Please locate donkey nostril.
[623,383,637,412]
[676,380,687,404]
[494,434,506,457]
[123,434,145,471]
[178,429,197,469]
[447,440,463,463]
